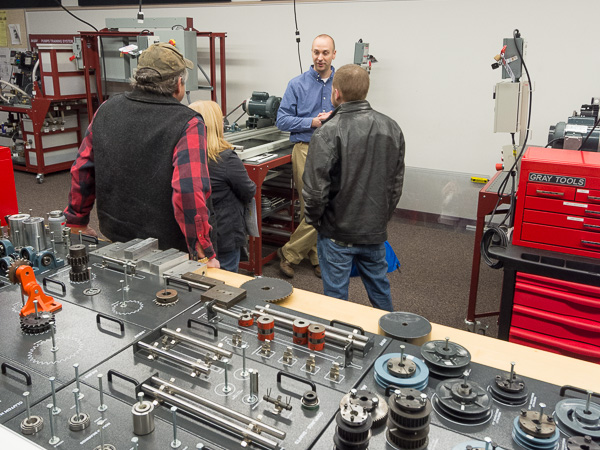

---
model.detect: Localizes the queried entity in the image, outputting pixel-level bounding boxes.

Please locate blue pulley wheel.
[374,352,429,391]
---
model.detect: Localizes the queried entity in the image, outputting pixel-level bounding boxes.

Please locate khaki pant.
[281,142,319,265]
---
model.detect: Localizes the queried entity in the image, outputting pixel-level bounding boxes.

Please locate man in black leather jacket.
[302,64,405,311]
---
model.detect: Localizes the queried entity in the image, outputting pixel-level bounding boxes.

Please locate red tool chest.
[509,272,600,363]
[513,147,600,259]
[0,146,19,226]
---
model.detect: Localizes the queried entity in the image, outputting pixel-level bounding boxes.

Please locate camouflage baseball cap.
[138,42,193,79]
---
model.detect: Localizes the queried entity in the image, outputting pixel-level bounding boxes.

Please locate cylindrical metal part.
[22,217,46,251]
[141,383,280,449]
[160,328,233,359]
[293,318,310,345]
[47,211,65,243]
[68,244,89,282]
[210,303,242,320]
[8,214,30,247]
[150,376,284,439]
[171,406,181,448]
[238,313,254,327]
[250,369,259,401]
[255,305,369,343]
[257,315,275,341]
[137,341,210,375]
[98,374,107,412]
[308,324,326,351]
[132,393,156,436]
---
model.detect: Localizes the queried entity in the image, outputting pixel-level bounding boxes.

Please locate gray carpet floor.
[12,170,504,337]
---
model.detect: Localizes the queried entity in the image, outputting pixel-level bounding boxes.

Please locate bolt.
[98,374,107,412]
[484,437,492,450]
[47,404,59,445]
[33,300,39,315]
[23,392,32,424]
[51,237,56,254]
[50,320,58,352]
[73,389,81,419]
[79,230,82,245]
[399,345,405,365]
[350,388,357,398]
[509,361,515,381]
[171,406,181,448]
[585,390,593,414]
[73,364,83,399]
[98,418,106,449]
[420,393,428,405]
[538,402,546,421]
[49,377,60,415]
[444,337,450,351]
[223,362,231,393]
[132,436,139,450]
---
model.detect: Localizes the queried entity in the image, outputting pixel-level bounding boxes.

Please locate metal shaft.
[585,391,593,414]
[79,230,82,245]
[538,402,546,420]
[73,363,82,395]
[47,404,59,445]
[131,437,139,450]
[252,308,368,352]
[254,305,370,343]
[223,363,230,393]
[250,369,259,402]
[142,383,280,449]
[137,341,210,376]
[207,303,241,320]
[241,344,248,377]
[149,376,284,440]
[51,238,55,254]
[509,362,515,381]
[33,300,38,315]
[161,328,232,359]
[99,418,105,449]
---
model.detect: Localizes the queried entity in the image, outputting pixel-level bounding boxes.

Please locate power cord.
[579,114,600,150]
[481,226,508,269]
[293,0,302,74]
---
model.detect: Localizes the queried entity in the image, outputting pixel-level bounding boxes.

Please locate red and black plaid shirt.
[65,116,215,259]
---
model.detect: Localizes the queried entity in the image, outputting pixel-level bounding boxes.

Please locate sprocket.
[20,312,55,335]
[240,277,293,303]
[8,258,32,284]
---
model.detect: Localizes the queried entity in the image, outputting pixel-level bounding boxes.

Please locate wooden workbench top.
[206,268,600,392]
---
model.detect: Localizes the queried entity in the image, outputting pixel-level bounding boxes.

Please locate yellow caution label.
[471,177,489,184]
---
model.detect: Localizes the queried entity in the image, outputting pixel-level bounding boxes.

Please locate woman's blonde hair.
[189,100,233,162]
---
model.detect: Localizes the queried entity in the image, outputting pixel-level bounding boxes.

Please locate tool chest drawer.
[575,188,600,204]
[511,303,600,346]
[509,327,600,364]
[522,209,600,231]
[525,182,576,200]
[522,196,600,217]
[519,222,600,257]
[515,273,600,321]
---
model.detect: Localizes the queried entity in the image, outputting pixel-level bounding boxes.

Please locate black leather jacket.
[302,100,405,244]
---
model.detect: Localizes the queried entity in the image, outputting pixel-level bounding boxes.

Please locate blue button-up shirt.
[276,65,335,143]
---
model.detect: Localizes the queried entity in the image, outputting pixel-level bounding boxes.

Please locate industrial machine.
[242,91,281,130]
[0,218,598,449]
[547,98,600,151]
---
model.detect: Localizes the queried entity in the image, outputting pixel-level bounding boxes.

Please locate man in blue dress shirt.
[276,34,336,279]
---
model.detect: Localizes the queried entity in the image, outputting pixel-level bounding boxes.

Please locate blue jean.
[317,234,393,311]
[218,248,241,273]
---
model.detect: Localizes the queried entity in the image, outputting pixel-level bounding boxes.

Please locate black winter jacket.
[302,100,405,244]
[208,149,256,254]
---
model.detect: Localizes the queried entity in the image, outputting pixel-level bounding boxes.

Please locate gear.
[340,390,389,428]
[8,258,32,284]
[20,312,55,335]
[240,277,293,303]
[154,289,179,307]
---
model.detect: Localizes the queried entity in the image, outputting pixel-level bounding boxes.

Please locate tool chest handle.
[1,362,32,386]
[330,319,365,336]
[96,313,125,334]
[187,318,218,337]
[536,190,564,196]
[276,371,317,393]
[43,277,66,295]
[581,240,600,247]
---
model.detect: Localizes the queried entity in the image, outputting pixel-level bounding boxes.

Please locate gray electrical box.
[99,17,199,92]
[354,42,369,65]
[494,81,520,133]
[501,37,524,80]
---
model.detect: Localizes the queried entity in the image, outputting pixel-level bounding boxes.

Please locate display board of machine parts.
[1,216,599,449]
[1,36,90,183]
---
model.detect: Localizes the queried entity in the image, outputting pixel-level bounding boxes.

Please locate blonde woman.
[189,100,256,272]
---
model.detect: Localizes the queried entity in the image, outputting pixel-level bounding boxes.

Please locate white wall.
[25,0,600,214]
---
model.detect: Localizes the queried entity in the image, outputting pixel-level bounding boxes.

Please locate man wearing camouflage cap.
[65,43,219,266]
